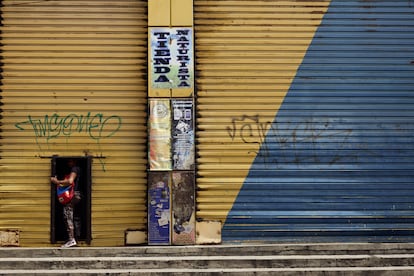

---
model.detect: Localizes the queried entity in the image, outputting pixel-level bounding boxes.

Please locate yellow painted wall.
[148,0,193,27]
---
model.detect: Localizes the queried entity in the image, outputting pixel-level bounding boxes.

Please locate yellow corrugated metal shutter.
[0,0,147,246]
[194,0,329,227]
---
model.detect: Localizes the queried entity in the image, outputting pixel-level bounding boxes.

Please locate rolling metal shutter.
[195,0,414,242]
[0,0,148,246]
[194,1,329,229]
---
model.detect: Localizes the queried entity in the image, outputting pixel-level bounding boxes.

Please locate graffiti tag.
[227,115,271,145]
[15,112,122,141]
[226,114,358,167]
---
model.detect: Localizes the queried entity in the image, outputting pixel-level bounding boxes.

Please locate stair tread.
[2,253,414,261]
[2,266,414,273]
[1,243,414,274]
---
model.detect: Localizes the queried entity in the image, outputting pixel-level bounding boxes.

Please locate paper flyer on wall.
[172,171,195,245]
[149,99,172,170]
[172,99,194,170]
[148,172,171,245]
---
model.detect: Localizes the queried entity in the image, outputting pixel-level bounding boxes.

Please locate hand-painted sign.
[150,28,194,89]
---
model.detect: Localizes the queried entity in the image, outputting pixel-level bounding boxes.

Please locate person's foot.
[61,239,77,248]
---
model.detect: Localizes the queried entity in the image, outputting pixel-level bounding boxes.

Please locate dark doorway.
[51,156,92,244]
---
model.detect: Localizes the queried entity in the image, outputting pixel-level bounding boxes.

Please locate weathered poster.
[150,28,194,89]
[172,99,194,170]
[149,99,171,170]
[148,172,171,245]
[172,171,195,245]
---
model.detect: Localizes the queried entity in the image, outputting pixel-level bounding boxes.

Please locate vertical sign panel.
[148,172,171,245]
[172,99,194,170]
[172,171,195,244]
[149,99,171,170]
[149,28,194,97]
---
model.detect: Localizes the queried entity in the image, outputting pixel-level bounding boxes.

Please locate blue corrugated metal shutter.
[223,1,414,242]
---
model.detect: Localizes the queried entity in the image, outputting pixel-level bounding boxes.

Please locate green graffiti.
[15,112,122,141]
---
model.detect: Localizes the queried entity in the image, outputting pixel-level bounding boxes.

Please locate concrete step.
[1,267,414,276]
[1,254,414,269]
[1,243,414,275]
[2,243,414,258]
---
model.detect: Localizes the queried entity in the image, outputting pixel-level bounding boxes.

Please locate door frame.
[50,156,92,244]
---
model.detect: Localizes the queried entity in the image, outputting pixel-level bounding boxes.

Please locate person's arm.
[51,172,77,186]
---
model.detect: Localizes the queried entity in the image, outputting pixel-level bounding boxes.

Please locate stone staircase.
[1,243,414,275]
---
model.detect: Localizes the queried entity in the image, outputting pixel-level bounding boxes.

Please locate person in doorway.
[51,159,82,248]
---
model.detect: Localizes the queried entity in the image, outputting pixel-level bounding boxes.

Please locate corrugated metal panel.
[0,0,148,246]
[195,0,414,242]
[194,1,329,224]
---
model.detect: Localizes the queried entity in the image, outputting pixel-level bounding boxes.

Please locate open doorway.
[51,156,92,244]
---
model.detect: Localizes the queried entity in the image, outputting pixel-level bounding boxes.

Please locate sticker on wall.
[150,28,194,89]
[172,171,195,245]
[148,172,171,245]
[172,99,194,170]
[149,99,172,170]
